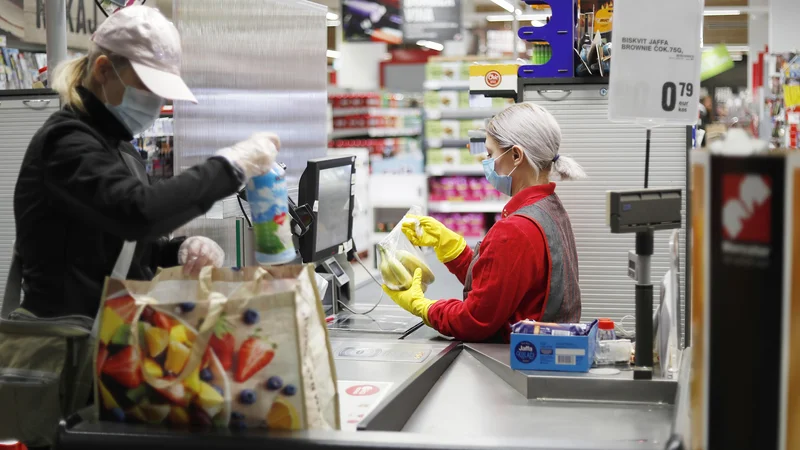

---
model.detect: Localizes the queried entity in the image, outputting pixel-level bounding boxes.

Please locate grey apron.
[462,195,581,324]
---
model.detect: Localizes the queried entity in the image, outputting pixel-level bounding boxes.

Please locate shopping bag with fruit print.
[93,265,340,431]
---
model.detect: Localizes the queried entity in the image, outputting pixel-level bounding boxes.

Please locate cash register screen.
[316,166,352,251]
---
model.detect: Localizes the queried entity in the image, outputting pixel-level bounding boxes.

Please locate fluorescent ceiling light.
[703,9,741,16]
[326,49,341,59]
[327,20,341,27]
[417,40,444,51]
[487,13,550,22]
[490,0,515,13]
[326,12,339,21]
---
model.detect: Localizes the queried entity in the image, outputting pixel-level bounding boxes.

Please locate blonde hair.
[486,103,587,181]
[51,43,131,111]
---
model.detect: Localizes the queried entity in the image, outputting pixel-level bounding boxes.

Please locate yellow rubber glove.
[401,214,467,263]
[382,269,435,326]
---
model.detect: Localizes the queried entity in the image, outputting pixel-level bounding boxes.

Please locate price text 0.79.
[661,82,694,113]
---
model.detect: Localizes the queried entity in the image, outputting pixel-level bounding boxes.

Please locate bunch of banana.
[378,245,413,291]
[395,250,435,286]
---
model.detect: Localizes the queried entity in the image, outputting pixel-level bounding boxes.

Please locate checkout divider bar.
[356,342,461,432]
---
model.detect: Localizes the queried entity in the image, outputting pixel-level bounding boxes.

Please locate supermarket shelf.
[428,201,506,213]
[332,107,421,118]
[425,108,505,120]
[426,138,469,149]
[426,165,484,176]
[423,80,471,91]
[331,127,422,139]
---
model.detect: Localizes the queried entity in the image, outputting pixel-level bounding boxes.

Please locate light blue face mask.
[102,64,164,136]
[482,149,519,196]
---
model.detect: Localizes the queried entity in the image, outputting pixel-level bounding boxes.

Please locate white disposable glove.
[178,236,225,276]
[215,132,281,179]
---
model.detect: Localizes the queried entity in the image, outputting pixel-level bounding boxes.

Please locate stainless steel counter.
[56,252,689,449]
[404,350,673,447]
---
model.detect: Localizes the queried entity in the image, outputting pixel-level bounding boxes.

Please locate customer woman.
[383,103,586,342]
[14,6,278,319]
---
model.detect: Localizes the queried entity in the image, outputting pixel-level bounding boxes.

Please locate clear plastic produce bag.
[378,206,436,292]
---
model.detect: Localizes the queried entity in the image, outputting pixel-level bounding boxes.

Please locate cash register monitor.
[297,155,356,263]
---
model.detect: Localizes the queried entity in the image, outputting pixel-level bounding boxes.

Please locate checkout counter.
[54,156,690,450]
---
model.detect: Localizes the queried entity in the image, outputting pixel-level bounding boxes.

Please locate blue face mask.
[102,64,164,136]
[482,149,519,196]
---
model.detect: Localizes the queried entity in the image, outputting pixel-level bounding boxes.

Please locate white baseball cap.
[92,5,197,104]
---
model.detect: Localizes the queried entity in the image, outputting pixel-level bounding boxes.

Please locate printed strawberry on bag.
[95,271,311,431]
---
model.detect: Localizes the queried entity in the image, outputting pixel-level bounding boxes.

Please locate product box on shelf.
[329,138,421,157]
[430,213,485,237]
[427,148,463,166]
[330,93,381,109]
[459,120,486,139]
[429,176,503,202]
[440,120,461,140]
[460,149,485,165]
[509,322,598,373]
[458,91,471,109]
[424,91,459,110]
[426,61,463,81]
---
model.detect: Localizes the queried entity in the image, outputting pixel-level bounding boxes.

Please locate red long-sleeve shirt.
[427,183,561,343]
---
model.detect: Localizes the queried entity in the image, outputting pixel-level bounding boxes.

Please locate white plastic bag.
[377,206,435,291]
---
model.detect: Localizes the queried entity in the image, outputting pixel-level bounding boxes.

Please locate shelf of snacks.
[332,107,420,118]
[330,127,422,139]
[429,213,488,238]
[428,176,508,214]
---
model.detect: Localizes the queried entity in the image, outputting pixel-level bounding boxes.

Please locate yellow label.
[594,4,613,34]
[690,162,707,450]
[468,64,518,77]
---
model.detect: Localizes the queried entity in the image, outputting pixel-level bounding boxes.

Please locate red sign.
[721,174,772,243]
[345,384,381,396]
[485,70,502,88]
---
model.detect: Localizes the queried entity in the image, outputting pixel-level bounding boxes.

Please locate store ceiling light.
[327,20,341,27]
[490,0,516,14]
[487,13,550,22]
[703,9,741,16]
[326,12,339,21]
[326,49,341,59]
[417,40,444,51]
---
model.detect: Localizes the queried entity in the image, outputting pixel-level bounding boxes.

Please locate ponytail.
[51,43,130,112]
[51,56,90,111]
[551,154,587,181]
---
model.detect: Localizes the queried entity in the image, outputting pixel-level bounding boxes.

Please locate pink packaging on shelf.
[454,177,469,200]
[429,179,444,201]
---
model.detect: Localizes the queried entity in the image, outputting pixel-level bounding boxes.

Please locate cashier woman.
[383,103,585,342]
[14,6,278,319]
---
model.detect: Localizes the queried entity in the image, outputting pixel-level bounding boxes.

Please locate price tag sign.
[608,0,703,126]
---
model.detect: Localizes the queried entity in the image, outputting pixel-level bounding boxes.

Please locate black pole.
[644,128,652,189]
[634,228,654,380]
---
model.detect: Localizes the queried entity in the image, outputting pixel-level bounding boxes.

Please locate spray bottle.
[245,163,296,265]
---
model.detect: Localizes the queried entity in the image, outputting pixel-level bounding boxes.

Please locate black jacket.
[14,87,243,318]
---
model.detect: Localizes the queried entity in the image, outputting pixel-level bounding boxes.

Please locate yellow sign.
[784,85,800,109]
